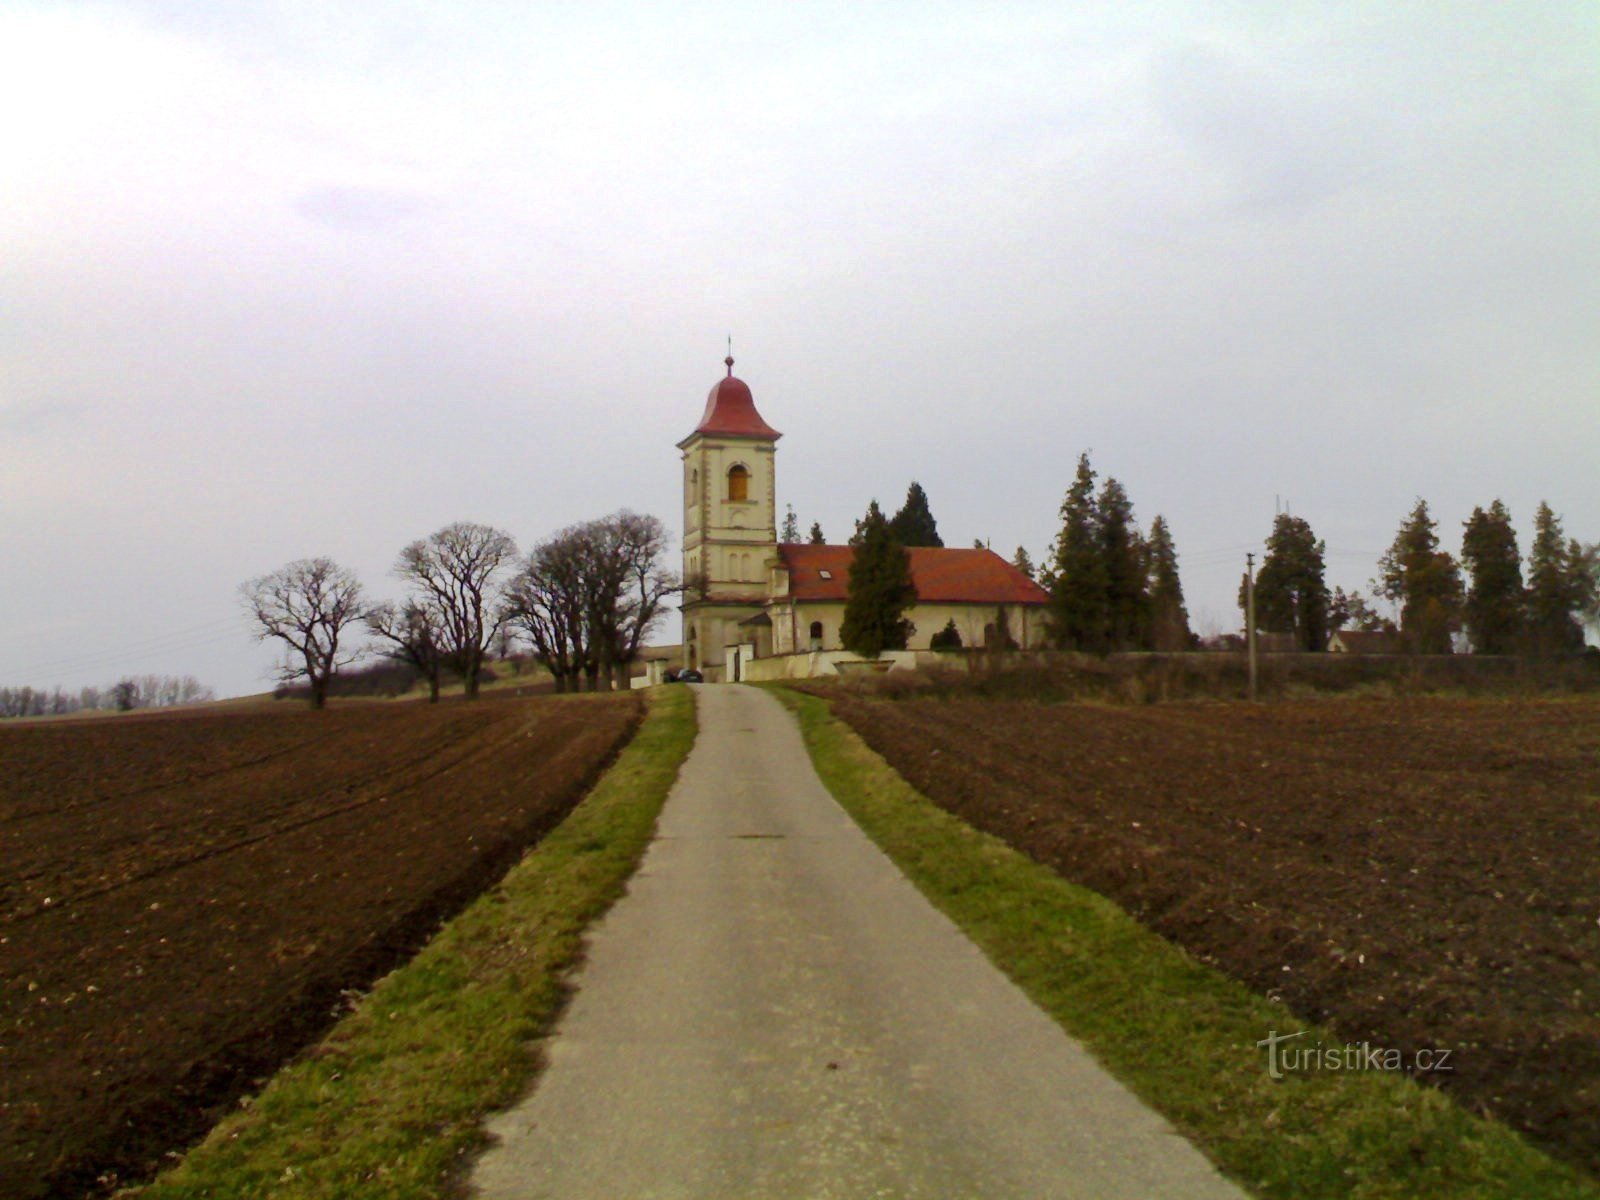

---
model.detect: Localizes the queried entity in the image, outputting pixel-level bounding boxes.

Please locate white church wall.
[741,649,919,682]
[775,601,1047,654]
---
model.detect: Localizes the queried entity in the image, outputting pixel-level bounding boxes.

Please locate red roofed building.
[767,545,1048,658]
[678,357,1049,678]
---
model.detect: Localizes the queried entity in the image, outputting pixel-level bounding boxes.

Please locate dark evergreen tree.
[889,481,944,547]
[929,618,963,650]
[781,504,800,543]
[808,521,826,545]
[1145,515,1192,651]
[1047,454,1109,651]
[1378,499,1463,654]
[840,503,917,658]
[1460,500,1524,654]
[849,499,887,547]
[1099,478,1150,650]
[1241,514,1329,651]
[1011,546,1035,581]
[1525,501,1592,654]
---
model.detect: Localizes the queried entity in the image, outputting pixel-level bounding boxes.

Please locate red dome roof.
[683,357,782,442]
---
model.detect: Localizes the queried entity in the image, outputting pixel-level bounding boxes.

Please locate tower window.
[727,464,750,502]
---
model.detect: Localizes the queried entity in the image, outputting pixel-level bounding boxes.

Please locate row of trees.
[243,513,677,708]
[1041,454,1192,652]
[1244,499,1598,654]
[830,465,1195,658]
[783,480,946,550]
[0,675,215,719]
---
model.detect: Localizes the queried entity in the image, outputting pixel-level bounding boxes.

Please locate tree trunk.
[310,677,328,710]
[426,673,441,703]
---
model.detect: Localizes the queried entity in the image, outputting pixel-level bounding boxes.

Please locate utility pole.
[1245,552,1258,702]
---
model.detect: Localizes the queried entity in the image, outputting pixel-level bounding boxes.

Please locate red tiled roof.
[778,545,1049,605]
[682,357,781,443]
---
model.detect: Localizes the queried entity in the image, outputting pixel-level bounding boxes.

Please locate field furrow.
[826,691,1600,1178]
[0,694,640,1199]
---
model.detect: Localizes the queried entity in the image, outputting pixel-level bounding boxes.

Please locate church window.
[727,464,750,502]
[809,620,824,650]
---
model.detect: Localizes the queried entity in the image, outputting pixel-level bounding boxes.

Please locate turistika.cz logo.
[1256,1030,1455,1080]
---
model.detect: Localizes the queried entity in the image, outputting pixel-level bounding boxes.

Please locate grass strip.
[128,686,695,1200]
[776,686,1599,1200]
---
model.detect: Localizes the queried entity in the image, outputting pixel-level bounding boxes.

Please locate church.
[678,357,1049,681]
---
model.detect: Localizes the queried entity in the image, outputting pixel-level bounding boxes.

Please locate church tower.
[678,356,780,678]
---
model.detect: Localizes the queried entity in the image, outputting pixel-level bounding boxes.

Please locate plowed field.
[828,694,1600,1177]
[0,694,640,1199]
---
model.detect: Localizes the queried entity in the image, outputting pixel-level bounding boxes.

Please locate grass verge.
[775,686,1600,1200]
[126,686,695,1200]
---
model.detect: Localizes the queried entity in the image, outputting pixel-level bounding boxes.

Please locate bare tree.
[366,598,449,702]
[241,558,367,709]
[505,526,594,693]
[589,511,679,689]
[505,511,678,692]
[395,523,517,699]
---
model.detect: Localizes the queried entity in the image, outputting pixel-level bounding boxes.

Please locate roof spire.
[725,334,734,376]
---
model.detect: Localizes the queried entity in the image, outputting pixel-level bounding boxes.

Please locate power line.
[4,616,255,679]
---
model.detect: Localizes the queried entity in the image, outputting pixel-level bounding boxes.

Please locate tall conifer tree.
[1047,454,1109,651]
[841,502,917,657]
[1461,500,1524,654]
[1525,501,1592,654]
[1146,515,1192,650]
[1242,514,1329,651]
[1378,499,1463,654]
[889,481,943,547]
[1098,477,1150,650]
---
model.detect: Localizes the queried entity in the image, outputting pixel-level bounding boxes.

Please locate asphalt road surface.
[470,683,1247,1199]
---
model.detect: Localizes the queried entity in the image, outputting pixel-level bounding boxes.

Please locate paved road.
[471,684,1247,1199]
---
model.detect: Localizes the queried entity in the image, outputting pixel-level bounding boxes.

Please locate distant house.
[1327,629,1401,654]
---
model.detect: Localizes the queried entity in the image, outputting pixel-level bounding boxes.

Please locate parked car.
[676,669,704,684]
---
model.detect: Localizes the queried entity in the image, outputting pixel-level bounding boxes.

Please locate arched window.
[727,464,750,502]
[809,620,824,650]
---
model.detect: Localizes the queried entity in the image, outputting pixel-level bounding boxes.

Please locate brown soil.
[827,692,1600,1176]
[0,695,640,1199]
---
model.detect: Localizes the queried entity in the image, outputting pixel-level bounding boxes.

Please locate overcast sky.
[4,2,1597,698]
